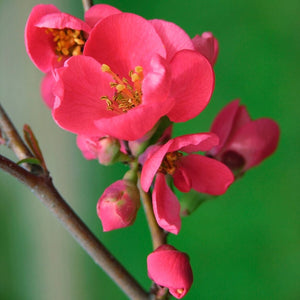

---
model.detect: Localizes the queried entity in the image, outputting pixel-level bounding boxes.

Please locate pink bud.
[192,32,219,66]
[147,245,193,299]
[77,135,122,165]
[97,180,140,232]
[97,137,121,165]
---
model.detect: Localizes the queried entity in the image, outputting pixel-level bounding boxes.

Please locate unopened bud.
[76,135,123,165]
[97,137,121,165]
[147,245,193,299]
[97,180,140,232]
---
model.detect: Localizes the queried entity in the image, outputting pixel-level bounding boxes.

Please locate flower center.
[46,28,86,62]
[221,150,245,171]
[158,151,183,175]
[101,64,144,113]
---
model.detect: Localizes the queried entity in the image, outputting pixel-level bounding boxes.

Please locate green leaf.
[17,157,41,166]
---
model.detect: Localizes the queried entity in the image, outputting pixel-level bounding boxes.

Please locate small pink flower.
[25,4,91,72]
[25,4,121,73]
[207,99,280,172]
[52,12,214,140]
[141,133,234,234]
[147,245,193,299]
[192,32,219,66]
[97,180,140,232]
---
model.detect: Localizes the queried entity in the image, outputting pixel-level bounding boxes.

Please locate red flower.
[147,245,193,299]
[141,133,234,234]
[96,180,140,232]
[52,13,214,140]
[207,99,280,172]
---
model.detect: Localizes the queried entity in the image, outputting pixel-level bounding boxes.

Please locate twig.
[0,103,149,299]
[0,103,33,161]
[138,174,166,250]
[82,0,93,12]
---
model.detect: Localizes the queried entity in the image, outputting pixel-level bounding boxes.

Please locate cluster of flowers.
[25,4,279,298]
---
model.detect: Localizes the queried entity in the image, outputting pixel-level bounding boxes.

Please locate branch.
[0,103,149,300]
[82,0,93,12]
[0,154,148,299]
[138,174,166,250]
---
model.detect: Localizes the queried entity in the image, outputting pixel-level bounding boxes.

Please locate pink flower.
[97,180,140,232]
[207,99,280,172]
[52,12,214,140]
[141,133,234,234]
[147,245,193,299]
[25,4,121,73]
[192,32,219,66]
[25,4,91,72]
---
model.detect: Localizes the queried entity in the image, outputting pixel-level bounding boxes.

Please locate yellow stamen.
[101,64,111,72]
[177,289,184,295]
[45,28,86,62]
[100,65,144,113]
[159,151,183,175]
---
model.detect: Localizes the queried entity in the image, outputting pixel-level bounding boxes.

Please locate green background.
[0,0,299,299]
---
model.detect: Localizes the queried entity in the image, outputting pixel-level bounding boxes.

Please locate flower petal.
[36,12,91,32]
[173,167,192,192]
[152,173,181,234]
[225,118,280,170]
[76,135,99,160]
[192,32,219,66]
[209,99,240,155]
[141,142,172,192]
[84,13,166,76]
[167,50,214,122]
[181,154,234,195]
[84,4,121,28]
[52,56,114,136]
[41,72,56,109]
[25,4,61,72]
[150,19,195,62]
[168,133,219,153]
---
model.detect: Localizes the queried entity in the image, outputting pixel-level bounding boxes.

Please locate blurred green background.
[0,0,299,299]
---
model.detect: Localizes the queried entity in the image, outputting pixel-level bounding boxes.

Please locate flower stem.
[82,0,93,12]
[138,173,166,250]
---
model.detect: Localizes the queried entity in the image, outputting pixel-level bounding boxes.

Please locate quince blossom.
[141,133,234,234]
[25,4,121,73]
[147,244,193,299]
[52,12,214,140]
[207,99,280,173]
[25,4,91,72]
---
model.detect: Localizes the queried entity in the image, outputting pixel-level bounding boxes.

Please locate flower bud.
[97,180,140,232]
[147,245,193,299]
[77,135,123,165]
[97,137,121,165]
